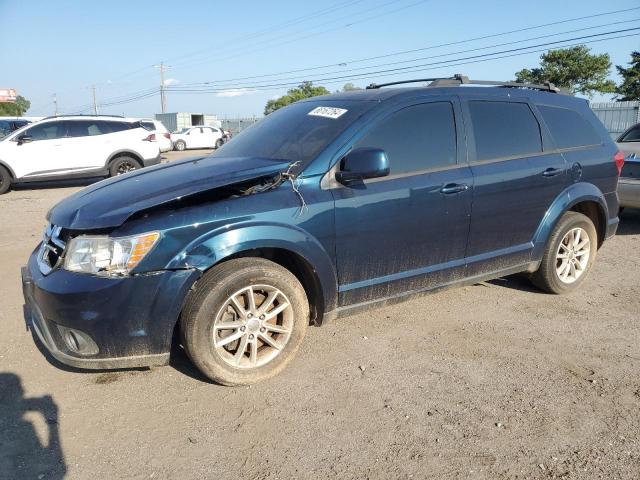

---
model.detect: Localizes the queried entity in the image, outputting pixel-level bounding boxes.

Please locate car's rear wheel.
[180,258,309,385]
[174,140,186,151]
[0,165,11,195]
[531,211,597,294]
[109,156,141,177]
[215,138,224,149]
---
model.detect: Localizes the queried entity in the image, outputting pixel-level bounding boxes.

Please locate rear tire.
[109,156,141,177]
[180,258,309,386]
[531,211,597,294]
[215,138,224,149]
[174,140,186,151]
[0,166,11,195]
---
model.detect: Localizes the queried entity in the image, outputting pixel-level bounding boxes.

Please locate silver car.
[616,123,640,209]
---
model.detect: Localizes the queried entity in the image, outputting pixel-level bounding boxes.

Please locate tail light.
[614,150,625,176]
[144,133,156,142]
[163,133,171,139]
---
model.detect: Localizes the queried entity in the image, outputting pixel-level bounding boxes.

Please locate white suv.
[0,116,160,194]
[138,118,173,152]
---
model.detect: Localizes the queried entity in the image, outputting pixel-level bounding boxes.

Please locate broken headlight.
[63,232,160,276]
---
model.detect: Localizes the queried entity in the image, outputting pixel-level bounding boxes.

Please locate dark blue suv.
[22,76,623,385]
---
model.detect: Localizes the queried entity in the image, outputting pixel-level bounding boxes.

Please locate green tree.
[341,82,362,91]
[0,95,31,116]
[515,46,616,97]
[264,81,330,115]
[615,51,640,101]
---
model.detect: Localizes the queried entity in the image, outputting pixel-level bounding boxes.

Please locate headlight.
[63,231,160,276]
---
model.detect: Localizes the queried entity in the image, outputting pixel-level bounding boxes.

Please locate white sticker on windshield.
[308,106,348,119]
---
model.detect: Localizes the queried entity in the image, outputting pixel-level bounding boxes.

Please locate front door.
[331,99,472,307]
[6,121,68,179]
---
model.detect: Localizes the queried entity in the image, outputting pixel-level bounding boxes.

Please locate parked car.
[616,123,640,209]
[171,126,223,151]
[0,115,160,194]
[0,117,31,139]
[22,76,622,385]
[138,118,173,153]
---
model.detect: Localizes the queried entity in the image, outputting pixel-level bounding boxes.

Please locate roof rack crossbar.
[41,114,126,120]
[367,74,569,94]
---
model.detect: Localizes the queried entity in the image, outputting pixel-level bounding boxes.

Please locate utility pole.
[53,93,58,116]
[91,85,98,115]
[155,62,167,113]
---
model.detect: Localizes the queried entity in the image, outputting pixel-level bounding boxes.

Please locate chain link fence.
[220,117,262,134]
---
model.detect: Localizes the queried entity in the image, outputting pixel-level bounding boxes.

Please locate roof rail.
[367,74,570,94]
[40,114,126,121]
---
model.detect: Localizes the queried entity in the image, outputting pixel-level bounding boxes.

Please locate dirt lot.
[1,150,639,479]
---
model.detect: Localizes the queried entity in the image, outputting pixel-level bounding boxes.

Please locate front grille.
[37,224,67,275]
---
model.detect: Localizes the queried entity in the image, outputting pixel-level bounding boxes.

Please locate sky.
[1,0,639,119]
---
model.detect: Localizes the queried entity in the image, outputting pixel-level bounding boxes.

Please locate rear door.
[332,98,473,306]
[461,98,567,276]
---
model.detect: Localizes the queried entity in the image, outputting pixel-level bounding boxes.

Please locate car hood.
[47,155,291,230]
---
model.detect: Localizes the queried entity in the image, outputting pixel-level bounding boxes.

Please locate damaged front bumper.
[22,249,200,370]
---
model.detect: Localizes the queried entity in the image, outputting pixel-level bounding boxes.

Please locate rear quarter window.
[537,105,601,149]
[468,101,542,161]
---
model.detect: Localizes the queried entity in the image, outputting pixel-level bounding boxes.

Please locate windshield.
[213,99,375,165]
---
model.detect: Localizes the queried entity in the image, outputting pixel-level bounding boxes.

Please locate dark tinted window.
[140,121,156,131]
[25,122,67,141]
[620,125,640,143]
[66,120,110,137]
[354,102,457,174]
[0,120,10,136]
[215,100,375,165]
[537,105,601,148]
[469,101,542,161]
[104,121,135,133]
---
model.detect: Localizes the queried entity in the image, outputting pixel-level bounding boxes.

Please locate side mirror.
[335,147,390,185]
[17,135,33,145]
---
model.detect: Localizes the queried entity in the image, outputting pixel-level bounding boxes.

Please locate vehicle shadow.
[12,177,101,191]
[0,373,66,479]
[484,274,541,293]
[617,209,640,235]
[168,343,214,383]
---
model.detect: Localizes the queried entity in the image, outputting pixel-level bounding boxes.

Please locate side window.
[140,121,155,131]
[468,101,542,161]
[24,122,66,141]
[353,102,457,175]
[620,125,640,143]
[104,121,132,133]
[537,105,601,148]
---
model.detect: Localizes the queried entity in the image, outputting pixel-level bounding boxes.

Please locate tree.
[341,83,362,91]
[615,51,640,101]
[515,46,616,97]
[0,95,31,116]
[264,81,330,115]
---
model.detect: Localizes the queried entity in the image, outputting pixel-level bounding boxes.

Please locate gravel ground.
[1,151,639,479]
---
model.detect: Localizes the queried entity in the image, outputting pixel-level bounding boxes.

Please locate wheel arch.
[532,182,609,260]
[0,159,16,179]
[168,224,338,325]
[105,150,144,168]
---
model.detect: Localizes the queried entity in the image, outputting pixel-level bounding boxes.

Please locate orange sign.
[0,88,17,103]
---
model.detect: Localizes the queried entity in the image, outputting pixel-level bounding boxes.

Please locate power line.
[166,27,640,93]
[178,7,640,86]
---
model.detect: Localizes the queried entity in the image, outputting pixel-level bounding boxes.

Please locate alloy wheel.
[555,227,590,284]
[116,161,137,175]
[212,284,293,369]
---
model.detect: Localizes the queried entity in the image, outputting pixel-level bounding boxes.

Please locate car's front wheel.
[531,211,597,294]
[180,258,309,385]
[174,140,186,151]
[0,165,11,195]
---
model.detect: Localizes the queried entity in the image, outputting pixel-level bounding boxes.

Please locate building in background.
[155,112,220,132]
[590,101,640,139]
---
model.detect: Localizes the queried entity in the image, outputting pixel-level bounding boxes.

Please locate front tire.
[180,258,309,385]
[531,211,597,294]
[109,156,141,177]
[174,140,186,151]
[0,165,11,195]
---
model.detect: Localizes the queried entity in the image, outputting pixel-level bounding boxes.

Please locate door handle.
[440,183,469,194]
[542,167,563,177]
